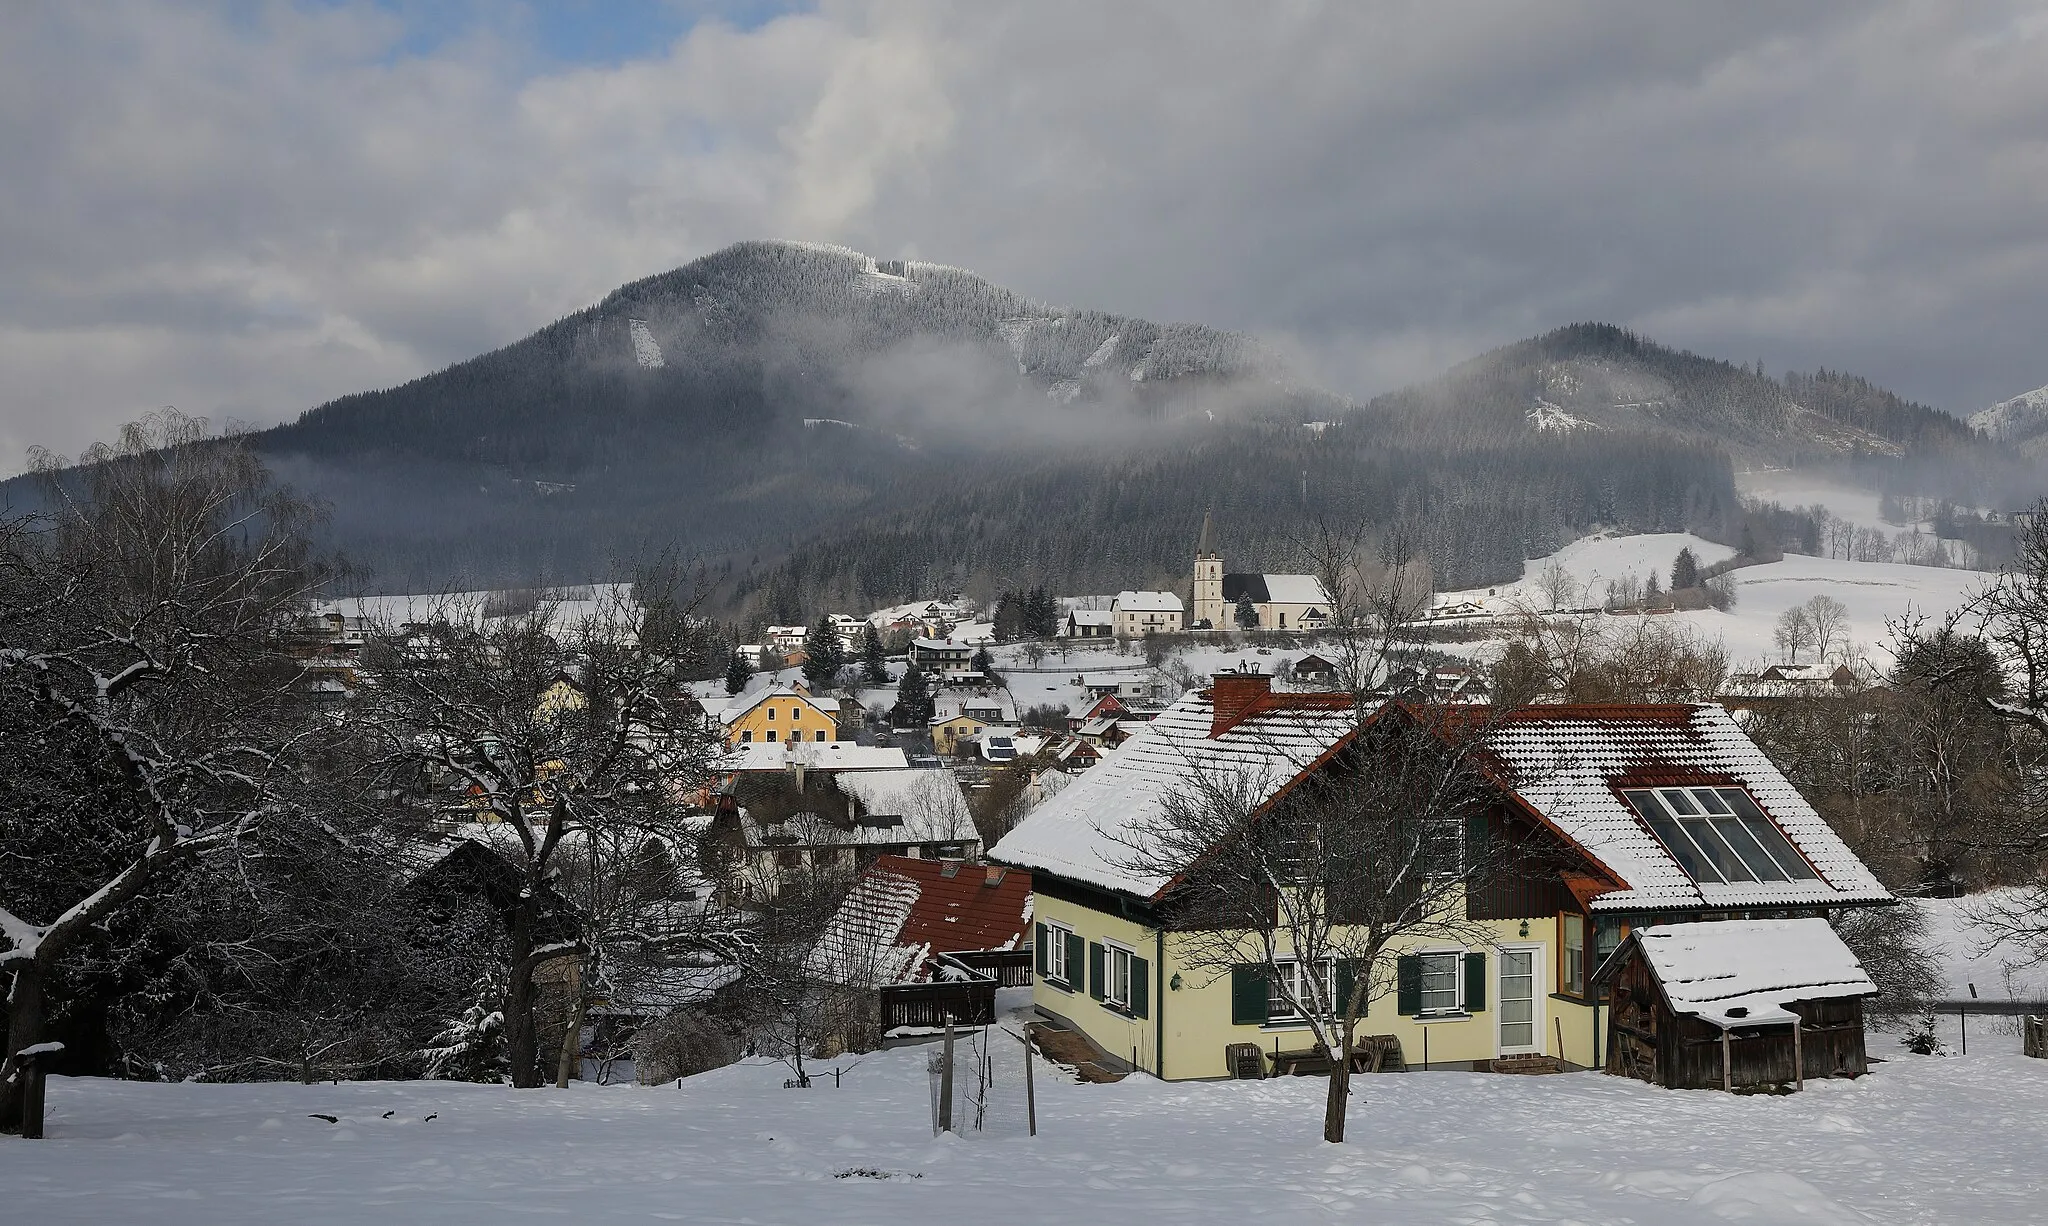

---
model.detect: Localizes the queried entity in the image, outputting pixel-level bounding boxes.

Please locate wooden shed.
[1593,918,1876,1092]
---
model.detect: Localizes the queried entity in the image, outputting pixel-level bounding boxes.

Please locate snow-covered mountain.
[1969,384,2048,453]
[44,244,2004,605]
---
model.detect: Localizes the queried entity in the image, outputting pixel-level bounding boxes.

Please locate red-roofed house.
[809,855,1036,1041]
[990,671,1892,1082]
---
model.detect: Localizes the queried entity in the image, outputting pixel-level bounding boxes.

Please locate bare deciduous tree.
[2,412,332,1134]
[1119,704,1538,1143]
[1775,605,1817,664]
[1804,595,1850,663]
[352,576,731,1088]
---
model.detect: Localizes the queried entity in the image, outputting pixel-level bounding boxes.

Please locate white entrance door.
[1498,946,1544,1056]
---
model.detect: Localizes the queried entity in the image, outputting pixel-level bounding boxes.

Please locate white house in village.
[1113,590,1184,637]
[1191,512,1332,631]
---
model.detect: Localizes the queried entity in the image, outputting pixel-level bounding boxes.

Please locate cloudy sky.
[4,1,2047,473]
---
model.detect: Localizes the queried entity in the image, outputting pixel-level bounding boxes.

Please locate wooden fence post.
[938,1021,955,1133]
[1022,1029,1037,1137]
[1792,1017,1804,1091]
[1719,1029,1732,1092]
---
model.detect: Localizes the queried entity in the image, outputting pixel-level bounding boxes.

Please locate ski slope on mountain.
[7,1014,2045,1226]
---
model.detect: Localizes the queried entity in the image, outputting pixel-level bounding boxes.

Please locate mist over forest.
[7,242,2031,615]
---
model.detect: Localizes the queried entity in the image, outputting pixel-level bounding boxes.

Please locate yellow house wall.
[932,716,988,753]
[726,698,839,746]
[1035,896,1603,1081]
[1030,893,1164,1074]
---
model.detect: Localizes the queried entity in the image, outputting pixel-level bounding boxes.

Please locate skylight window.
[1621,787,1819,884]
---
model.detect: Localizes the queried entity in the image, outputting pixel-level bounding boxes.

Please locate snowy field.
[1430,534,1982,672]
[8,1019,2047,1225]
[1915,893,2048,1005]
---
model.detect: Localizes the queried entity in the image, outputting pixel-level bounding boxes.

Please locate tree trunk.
[554,980,588,1090]
[504,902,542,1089]
[1,960,49,1135]
[1322,1058,1350,1143]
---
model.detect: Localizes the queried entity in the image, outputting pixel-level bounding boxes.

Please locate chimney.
[1209,668,1270,738]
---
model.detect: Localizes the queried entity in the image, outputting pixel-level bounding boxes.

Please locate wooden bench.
[1269,1035,1407,1077]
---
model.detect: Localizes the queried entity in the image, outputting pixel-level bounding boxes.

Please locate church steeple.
[1193,510,1224,628]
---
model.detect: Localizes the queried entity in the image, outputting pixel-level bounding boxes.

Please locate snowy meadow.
[7,1024,2046,1226]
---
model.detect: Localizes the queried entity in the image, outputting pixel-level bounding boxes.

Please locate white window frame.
[1422,815,1464,879]
[1417,949,1464,1017]
[1103,942,1135,1009]
[1265,958,1335,1022]
[1045,922,1074,985]
[1495,942,1545,1057]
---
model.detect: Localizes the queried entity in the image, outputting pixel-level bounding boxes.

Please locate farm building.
[1595,918,1876,1092]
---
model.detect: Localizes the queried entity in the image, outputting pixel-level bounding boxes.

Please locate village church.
[1191,511,1332,631]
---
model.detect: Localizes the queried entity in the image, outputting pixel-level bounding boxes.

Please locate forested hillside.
[11,247,2020,611]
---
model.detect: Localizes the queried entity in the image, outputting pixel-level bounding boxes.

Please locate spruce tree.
[801,616,844,690]
[860,622,889,685]
[724,649,753,696]
[894,661,934,726]
[1235,593,1260,630]
[1670,547,1699,591]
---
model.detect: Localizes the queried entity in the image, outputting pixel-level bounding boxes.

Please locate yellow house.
[929,712,988,755]
[990,675,1894,1080]
[722,682,842,747]
[536,670,587,719]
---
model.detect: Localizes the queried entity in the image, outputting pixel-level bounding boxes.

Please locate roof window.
[1621,787,1819,885]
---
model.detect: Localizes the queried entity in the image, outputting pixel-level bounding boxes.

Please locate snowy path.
[6,1034,2046,1224]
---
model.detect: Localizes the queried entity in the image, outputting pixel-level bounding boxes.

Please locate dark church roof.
[1221,573,1269,602]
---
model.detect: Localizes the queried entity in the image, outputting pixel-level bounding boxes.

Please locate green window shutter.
[1035,923,1049,976]
[1335,959,1358,1018]
[1088,942,1106,1001]
[1395,954,1421,1015]
[1464,813,1490,878]
[1230,965,1269,1025]
[1066,932,1085,986]
[1463,951,1486,1013]
[1130,957,1150,1019]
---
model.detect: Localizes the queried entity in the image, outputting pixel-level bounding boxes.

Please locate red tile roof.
[875,855,1034,963]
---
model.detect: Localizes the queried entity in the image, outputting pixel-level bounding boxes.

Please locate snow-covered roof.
[1261,574,1328,606]
[1067,608,1114,627]
[1615,918,1877,1029]
[1477,704,1892,912]
[807,868,927,987]
[833,769,978,843]
[718,684,838,724]
[717,742,909,773]
[912,636,973,652]
[990,684,1357,898]
[1116,590,1184,613]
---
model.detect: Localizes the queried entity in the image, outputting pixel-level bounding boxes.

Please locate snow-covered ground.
[9,1018,2048,1225]
[1914,893,2048,1005]
[1672,554,1982,669]
[1437,532,1738,608]
[1434,531,1984,671]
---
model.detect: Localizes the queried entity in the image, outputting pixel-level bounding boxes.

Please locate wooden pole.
[1022,1030,1038,1137]
[21,1063,46,1140]
[1792,1017,1805,1091]
[1554,1016,1564,1064]
[1720,1028,1732,1092]
[938,1021,955,1133]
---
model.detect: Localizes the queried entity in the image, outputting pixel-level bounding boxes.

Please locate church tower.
[1194,510,1224,628]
